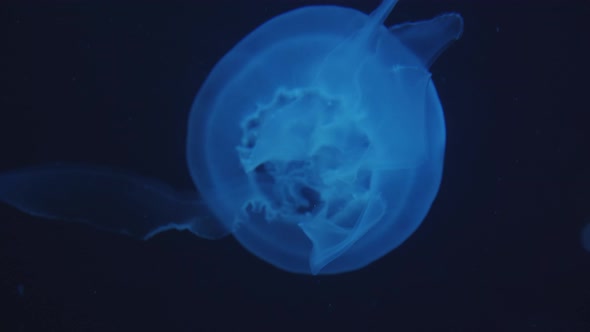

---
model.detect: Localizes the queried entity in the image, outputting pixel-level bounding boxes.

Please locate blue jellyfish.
[0,0,463,275]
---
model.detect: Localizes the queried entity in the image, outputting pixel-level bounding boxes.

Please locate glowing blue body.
[0,0,463,274]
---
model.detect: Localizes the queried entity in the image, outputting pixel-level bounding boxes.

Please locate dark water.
[0,0,588,331]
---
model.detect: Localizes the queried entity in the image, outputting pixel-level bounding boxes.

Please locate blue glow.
[0,0,462,275]
[582,222,590,253]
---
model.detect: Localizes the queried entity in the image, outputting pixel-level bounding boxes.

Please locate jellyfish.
[582,221,590,253]
[0,0,463,275]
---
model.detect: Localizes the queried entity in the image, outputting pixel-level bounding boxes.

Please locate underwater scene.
[0,0,588,331]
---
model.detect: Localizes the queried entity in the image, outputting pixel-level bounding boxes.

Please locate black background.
[1,0,589,331]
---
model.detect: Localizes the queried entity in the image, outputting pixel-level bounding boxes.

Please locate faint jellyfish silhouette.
[581,220,590,253]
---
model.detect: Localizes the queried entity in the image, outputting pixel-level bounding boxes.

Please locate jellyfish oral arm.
[0,165,228,240]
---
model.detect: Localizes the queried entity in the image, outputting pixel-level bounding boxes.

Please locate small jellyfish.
[17,283,24,297]
[581,222,590,253]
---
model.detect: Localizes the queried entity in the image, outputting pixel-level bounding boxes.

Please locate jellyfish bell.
[187,0,462,274]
